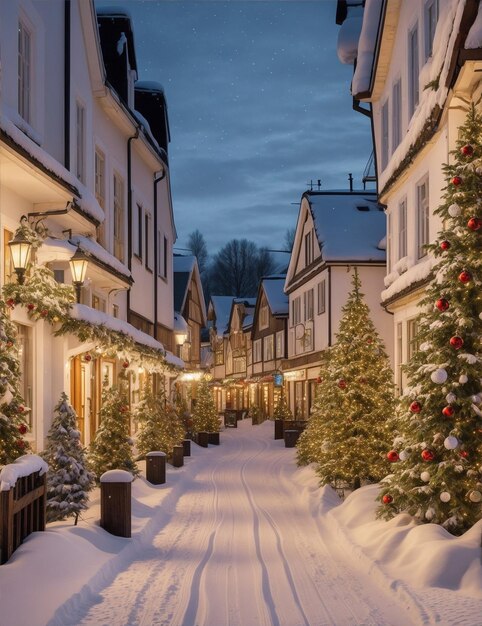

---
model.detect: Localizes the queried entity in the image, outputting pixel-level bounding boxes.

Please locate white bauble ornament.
[454,465,464,473]
[440,491,451,502]
[425,508,434,520]
[446,392,457,404]
[448,203,461,217]
[399,450,409,461]
[471,394,481,404]
[431,369,448,384]
[419,342,430,352]
[420,471,430,482]
[459,374,468,384]
[469,490,482,503]
[444,436,458,449]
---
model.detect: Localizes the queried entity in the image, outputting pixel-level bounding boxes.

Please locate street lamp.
[8,231,32,285]
[69,246,89,303]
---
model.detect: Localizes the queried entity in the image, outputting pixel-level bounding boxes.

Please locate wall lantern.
[69,246,89,303]
[8,231,32,285]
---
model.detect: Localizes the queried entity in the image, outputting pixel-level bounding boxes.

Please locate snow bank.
[146,451,166,457]
[382,256,437,301]
[0,455,48,491]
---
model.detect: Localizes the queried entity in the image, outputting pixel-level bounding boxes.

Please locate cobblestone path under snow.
[54,420,414,626]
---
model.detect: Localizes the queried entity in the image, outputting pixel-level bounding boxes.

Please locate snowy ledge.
[381,256,437,302]
[0,455,48,491]
[0,114,104,224]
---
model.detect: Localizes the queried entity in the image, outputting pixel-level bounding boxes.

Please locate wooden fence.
[0,470,46,565]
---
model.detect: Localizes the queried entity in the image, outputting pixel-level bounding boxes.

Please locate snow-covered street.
[2,420,481,626]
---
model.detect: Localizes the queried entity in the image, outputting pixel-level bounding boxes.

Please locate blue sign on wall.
[273,373,283,387]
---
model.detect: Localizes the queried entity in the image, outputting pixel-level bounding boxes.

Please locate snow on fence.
[0,455,48,565]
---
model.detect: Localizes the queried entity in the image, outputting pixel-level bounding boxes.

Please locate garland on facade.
[3,222,180,373]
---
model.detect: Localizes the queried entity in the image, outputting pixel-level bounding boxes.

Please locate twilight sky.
[98,0,373,254]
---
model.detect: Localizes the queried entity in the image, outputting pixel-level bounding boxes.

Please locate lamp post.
[8,231,32,285]
[69,246,89,303]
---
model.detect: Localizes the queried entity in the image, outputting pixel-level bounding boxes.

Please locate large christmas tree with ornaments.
[297,270,395,490]
[378,105,482,535]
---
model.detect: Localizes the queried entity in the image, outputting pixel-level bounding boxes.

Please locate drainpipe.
[153,167,166,340]
[126,128,139,317]
[64,0,71,169]
[327,266,332,346]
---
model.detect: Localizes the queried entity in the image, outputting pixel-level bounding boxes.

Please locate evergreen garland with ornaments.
[135,379,185,457]
[41,393,95,523]
[297,270,395,490]
[0,299,31,465]
[89,374,139,480]
[191,377,220,434]
[378,105,482,535]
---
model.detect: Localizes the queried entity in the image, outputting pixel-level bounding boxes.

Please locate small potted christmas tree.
[273,392,292,439]
[42,393,95,524]
[192,377,220,445]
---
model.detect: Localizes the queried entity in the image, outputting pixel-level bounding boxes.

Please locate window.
[381,99,389,170]
[233,357,246,374]
[145,213,152,270]
[396,322,403,395]
[215,341,224,365]
[134,204,143,259]
[417,177,429,258]
[407,318,419,361]
[317,280,326,314]
[53,269,64,283]
[163,235,168,279]
[253,339,262,363]
[304,288,313,321]
[387,212,392,273]
[95,149,106,245]
[399,198,407,259]
[112,304,119,318]
[259,302,269,329]
[92,294,106,313]
[18,21,31,123]
[292,296,301,326]
[409,23,419,117]
[263,335,274,361]
[16,324,33,428]
[113,173,124,261]
[304,230,313,266]
[392,79,402,152]
[424,0,438,60]
[275,330,284,358]
[76,101,86,183]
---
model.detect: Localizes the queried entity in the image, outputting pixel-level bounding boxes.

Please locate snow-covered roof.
[307,191,386,262]
[209,296,235,337]
[173,255,196,274]
[174,312,188,333]
[351,0,383,96]
[242,314,253,330]
[466,4,482,49]
[96,6,132,18]
[70,235,131,279]
[0,114,104,224]
[381,256,437,303]
[135,80,165,93]
[262,276,288,316]
[337,4,364,64]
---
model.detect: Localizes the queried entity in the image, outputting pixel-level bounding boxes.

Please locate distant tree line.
[186,228,293,299]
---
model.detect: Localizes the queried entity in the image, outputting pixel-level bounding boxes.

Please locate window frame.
[304,230,313,267]
[113,172,125,262]
[275,330,284,358]
[263,334,274,362]
[408,22,420,118]
[145,212,153,271]
[304,288,314,322]
[381,98,389,170]
[416,176,429,259]
[317,280,326,315]
[392,79,402,152]
[424,0,439,61]
[75,100,86,184]
[398,197,407,260]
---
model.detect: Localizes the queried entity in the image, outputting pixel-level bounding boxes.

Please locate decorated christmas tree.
[0,299,31,466]
[297,270,395,490]
[273,391,292,420]
[378,105,482,534]
[42,393,95,523]
[136,379,185,456]
[191,377,219,433]
[89,375,139,479]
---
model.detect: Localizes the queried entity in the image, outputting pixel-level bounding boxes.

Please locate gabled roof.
[307,191,385,262]
[286,190,385,291]
[261,275,289,317]
[227,298,256,335]
[208,296,235,337]
[173,255,206,325]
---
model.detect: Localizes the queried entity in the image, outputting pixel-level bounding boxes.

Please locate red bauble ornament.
[460,144,474,156]
[421,449,435,462]
[6,298,15,308]
[316,376,322,384]
[382,494,393,504]
[410,401,422,413]
[27,303,35,311]
[40,309,48,317]
[18,405,25,413]
[337,379,347,389]
[6,341,13,348]
[451,176,463,186]
[435,298,449,312]
[359,377,367,384]
[442,405,455,417]
[16,439,25,449]
[84,353,92,362]
[122,360,129,369]
[387,450,399,463]
[467,217,481,231]
[458,270,472,284]
[18,423,28,435]
[120,405,129,413]
[450,336,464,350]
[460,450,469,458]
[440,240,451,251]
